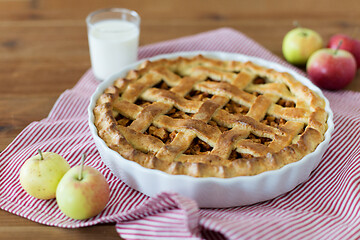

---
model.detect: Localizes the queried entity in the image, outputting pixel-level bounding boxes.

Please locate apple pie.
[93,55,328,178]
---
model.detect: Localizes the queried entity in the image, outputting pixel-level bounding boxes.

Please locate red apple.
[327,34,360,69]
[306,48,357,90]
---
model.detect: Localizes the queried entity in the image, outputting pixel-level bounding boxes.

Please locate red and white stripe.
[1,27,360,239]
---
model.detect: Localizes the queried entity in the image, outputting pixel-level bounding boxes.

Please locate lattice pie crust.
[94,55,327,178]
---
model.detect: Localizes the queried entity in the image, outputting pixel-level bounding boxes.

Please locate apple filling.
[167,107,193,119]
[208,120,229,133]
[184,137,213,155]
[135,98,152,108]
[253,76,267,84]
[224,100,249,115]
[248,133,272,145]
[277,98,296,108]
[116,114,132,127]
[229,150,253,160]
[147,125,169,141]
[185,90,212,101]
[261,114,287,128]
[153,81,170,90]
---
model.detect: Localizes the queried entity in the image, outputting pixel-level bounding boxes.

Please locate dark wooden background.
[1,0,359,239]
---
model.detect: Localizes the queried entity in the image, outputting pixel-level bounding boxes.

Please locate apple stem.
[293,21,301,28]
[78,153,86,181]
[335,40,343,55]
[38,149,44,160]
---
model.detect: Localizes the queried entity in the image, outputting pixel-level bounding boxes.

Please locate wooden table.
[1,0,359,239]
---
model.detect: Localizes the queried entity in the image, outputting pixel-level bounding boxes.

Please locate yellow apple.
[56,154,110,220]
[19,150,71,200]
[282,27,323,65]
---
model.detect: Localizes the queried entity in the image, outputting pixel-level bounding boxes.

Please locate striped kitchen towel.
[1,27,360,240]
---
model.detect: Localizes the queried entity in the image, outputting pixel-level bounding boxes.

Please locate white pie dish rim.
[88,51,334,208]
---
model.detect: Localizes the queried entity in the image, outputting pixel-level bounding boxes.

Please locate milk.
[88,20,139,80]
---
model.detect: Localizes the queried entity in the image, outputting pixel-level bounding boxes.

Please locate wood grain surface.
[1,0,359,239]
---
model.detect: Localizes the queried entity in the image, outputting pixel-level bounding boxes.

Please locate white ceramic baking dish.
[88,51,334,208]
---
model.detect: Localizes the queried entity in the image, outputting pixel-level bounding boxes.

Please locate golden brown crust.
[93,55,328,178]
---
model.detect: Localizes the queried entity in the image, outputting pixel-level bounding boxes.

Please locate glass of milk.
[86,8,140,81]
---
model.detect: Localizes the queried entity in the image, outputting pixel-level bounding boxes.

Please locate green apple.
[282,27,323,65]
[19,150,71,200]
[56,154,110,220]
